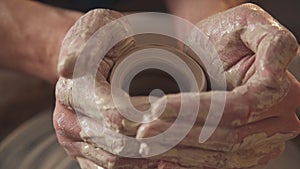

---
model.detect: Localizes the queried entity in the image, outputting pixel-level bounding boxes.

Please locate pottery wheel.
[0,111,80,169]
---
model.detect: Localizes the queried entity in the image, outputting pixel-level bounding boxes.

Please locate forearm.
[165,0,246,23]
[0,0,81,83]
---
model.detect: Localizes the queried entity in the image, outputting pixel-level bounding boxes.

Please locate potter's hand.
[54,4,300,169]
[54,9,165,169]
[133,3,300,168]
[154,3,300,168]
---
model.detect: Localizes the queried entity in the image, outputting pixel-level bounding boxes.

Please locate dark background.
[37,0,300,41]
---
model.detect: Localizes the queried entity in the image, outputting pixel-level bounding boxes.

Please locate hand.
[54,4,300,169]
[54,9,160,168]
[154,3,300,168]
[153,3,300,168]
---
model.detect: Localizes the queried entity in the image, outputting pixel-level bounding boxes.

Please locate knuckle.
[55,77,73,108]
[137,123,159,138]
[53,110,66,133]
[238,3,264,14]
[274,29,298,57]
[58,9,124,78]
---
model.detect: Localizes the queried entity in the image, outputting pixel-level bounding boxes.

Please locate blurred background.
[36,0,300,40]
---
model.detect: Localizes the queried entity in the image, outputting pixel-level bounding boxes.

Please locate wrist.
[26,1,82,83]
[45,9,82,83]
[0,0,82,83]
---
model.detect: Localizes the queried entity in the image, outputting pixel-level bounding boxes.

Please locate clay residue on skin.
[77,157,104,169]
[56,111,65,128]
[56,4,300,169]
[56,77,73,109]
[58,9,136,79]
[229,142,285,168]
[79,142,117,169]
[232,132,293,151]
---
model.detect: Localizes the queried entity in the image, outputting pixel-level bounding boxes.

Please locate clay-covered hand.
[153,3,300,168]
[54,9,163,169]
[53,4,300,169]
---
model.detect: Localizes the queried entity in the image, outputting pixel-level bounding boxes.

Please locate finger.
[53,101,83,160]
[149,92,251,127]
[77,114,140,156]
[240,72,300,123]
[65,141,118,168]
[145,136,285,169]
[228,141,285,169]
[58,9,135,78]
[53,101,81,141]
[193,3,297,72]
[136,119,236,152]
[56,75,148,135]
[136,115,297,152]
[76,157,104,169]
[236,5,298,113]
[56,77,73,108]
[189,3,258,74]
[158,161,189,169]
[169,141,284,169]
[77,157,159,169]
[54,94,288,168]
[151,73,299,127]
[189,3,298,115]
[234,116,299,151]
[58,9,121,78]
[53,101,156,168]
[53,102,144,165]
[74,141,161,169]
[226,71,300,124]
[239,9,298,72]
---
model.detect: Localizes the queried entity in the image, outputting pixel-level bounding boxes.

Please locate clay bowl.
[109,33,207,97]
